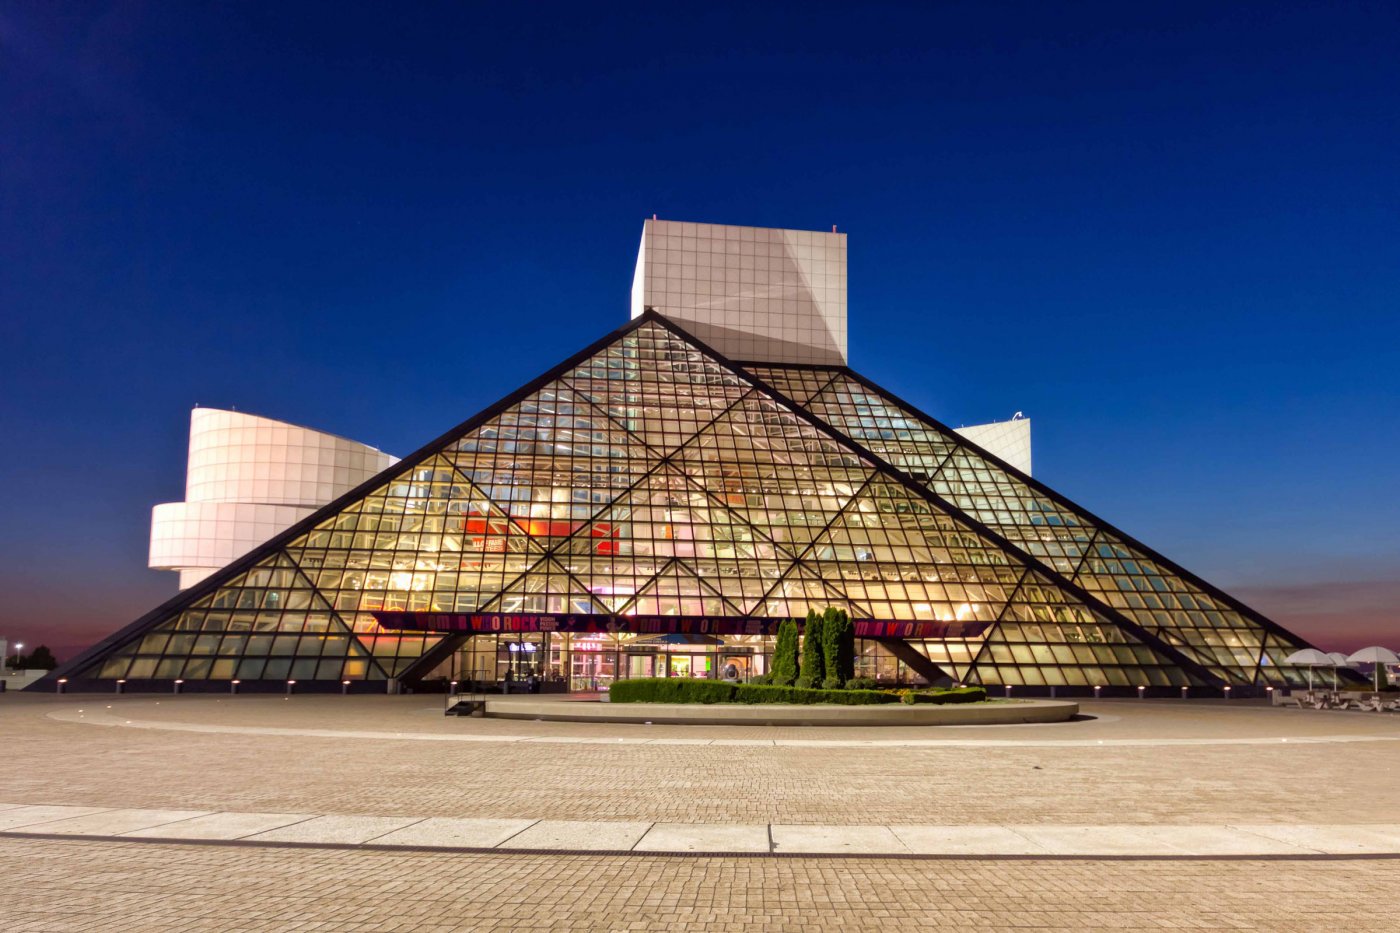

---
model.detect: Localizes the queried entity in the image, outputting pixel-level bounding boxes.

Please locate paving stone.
[25,808,211,836]
[369,817,539,848]
[1007,823,1305,856]
[6,836,1400,932]
[770,824,909,854]
[502,819,652,850]
[1231,823,1400,854]
[6,693,1400,929]
[124,811,314,840]
[0,805,114,830]
[1141,823,1322,855]
[633,822,771,852]
[244,814,423,845]
[891,824,1053,855]
[9,694,1400,829]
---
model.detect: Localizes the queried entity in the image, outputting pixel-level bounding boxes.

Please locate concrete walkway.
[4,802,1400,857]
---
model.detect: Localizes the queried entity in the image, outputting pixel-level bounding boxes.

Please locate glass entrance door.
[570,651,616,692]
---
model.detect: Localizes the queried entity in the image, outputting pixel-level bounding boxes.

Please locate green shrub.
[797,609,825,689]
[845,677,878,691]
[819,607,841,688]
[944,685,988,703]
[771,618,800,687]
[609,678,738,704]
[897,686,988,705]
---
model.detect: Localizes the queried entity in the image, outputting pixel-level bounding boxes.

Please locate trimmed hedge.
[611,678,898,705]
[609,679,738,704]
[609,678,988,706]
[734,683,898,705]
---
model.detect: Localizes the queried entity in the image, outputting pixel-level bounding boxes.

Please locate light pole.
[9,643,21,675]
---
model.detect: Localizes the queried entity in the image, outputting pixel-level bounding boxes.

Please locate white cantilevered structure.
[149,408,397,589]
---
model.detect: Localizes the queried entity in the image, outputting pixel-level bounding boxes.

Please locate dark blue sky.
[3,1,1398,657]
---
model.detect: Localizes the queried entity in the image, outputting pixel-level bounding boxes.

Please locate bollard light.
[1004,684,1012,698]
[1137,685,1146,700]
[1093,685,1102,699]
[57,677,68,695]
[173,679,184,694]
[1224,685,1232,700]
[286,679,296,695]
[230,679,240,695]
[1181,685,1189,699]
[116,679,126,695]
[449,680,459,696]
[341,679,351,695]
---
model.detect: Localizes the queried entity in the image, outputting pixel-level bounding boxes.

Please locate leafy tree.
[26,645,57,670]
[796,609,825,689]
[821,607,854,689]
[771,619,800,687]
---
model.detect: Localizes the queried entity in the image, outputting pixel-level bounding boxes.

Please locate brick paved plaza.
[3,693,1400,930]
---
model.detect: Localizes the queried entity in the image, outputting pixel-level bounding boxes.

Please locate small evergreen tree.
[771,619,800,687]
[838,609,856,684]
[821,607,855,689]
[796,608,825,688]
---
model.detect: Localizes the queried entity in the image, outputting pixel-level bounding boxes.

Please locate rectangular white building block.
[631,219,847,365]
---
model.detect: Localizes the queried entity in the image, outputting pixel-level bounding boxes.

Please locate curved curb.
[43,704,1400,747]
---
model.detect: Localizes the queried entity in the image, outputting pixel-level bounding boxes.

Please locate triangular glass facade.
[57,313,1314,692]
[747,365,1315,686]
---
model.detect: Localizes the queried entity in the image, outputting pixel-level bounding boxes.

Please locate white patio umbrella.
[1327,652,1350,690]
[1284,648,1333,692]
[1346,647,1400,692]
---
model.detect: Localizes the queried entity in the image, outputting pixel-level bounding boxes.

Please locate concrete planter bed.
[483,697,1079,726]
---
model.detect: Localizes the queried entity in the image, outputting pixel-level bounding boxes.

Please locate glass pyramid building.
[43,221,1317,695]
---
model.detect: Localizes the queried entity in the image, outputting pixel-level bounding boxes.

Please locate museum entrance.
[404,631,932,693]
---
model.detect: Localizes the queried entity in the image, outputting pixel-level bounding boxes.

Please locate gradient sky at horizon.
[3,1,1398,660]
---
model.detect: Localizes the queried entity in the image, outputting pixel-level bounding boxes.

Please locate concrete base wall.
[483,698,1078,726]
